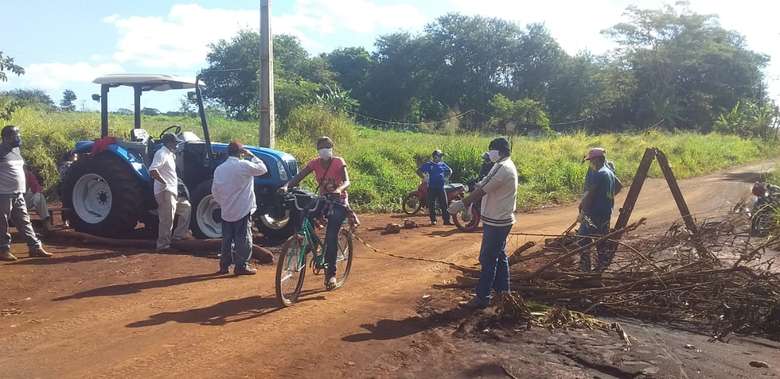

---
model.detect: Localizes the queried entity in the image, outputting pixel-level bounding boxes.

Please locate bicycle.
[275,188,354,307]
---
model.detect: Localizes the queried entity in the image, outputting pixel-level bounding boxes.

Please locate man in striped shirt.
[449,137,518,309]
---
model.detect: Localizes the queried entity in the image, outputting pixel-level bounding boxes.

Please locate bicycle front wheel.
[276,237,309,307]
[334,229,354,288]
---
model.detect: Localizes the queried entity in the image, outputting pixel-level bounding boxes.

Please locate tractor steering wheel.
[159,125,182,139]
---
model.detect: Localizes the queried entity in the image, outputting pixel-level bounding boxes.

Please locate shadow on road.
[342,307,469,342]
[10,249,148,266]
[429,229,464,238]
[53,273,229,301]
[722,171,770,183]
[126,293,326,327]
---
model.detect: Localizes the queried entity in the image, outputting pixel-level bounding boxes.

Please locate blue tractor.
[61,74,298,242]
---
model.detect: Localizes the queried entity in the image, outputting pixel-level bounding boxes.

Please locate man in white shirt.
[449,137,517,309]
[149,133,191,252]
[212,141,268,275]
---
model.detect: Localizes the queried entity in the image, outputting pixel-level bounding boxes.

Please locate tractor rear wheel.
[62,154,144,237]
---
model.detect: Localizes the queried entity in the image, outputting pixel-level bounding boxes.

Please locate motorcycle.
[402,180,467,216]
[449,179,482,232]
[749,182,780,236]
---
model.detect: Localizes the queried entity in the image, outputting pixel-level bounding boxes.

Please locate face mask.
[488,150,500,163]
[318,148,333,160]
[433,156,442,163]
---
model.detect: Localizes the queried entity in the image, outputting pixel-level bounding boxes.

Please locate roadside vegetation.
[9,106,779,212]
[3,3,779,212]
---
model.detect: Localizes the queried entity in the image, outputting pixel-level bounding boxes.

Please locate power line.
[344,109,476,128]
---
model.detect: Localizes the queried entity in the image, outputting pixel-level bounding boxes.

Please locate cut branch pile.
[463,213,780,340]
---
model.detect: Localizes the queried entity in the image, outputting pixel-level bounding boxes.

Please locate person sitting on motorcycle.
[418,149,453,225]
[478,152,494,182]
[281,136,353,290]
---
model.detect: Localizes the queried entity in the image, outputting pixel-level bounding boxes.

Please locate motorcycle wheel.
[402,192,422,215]
[452,202,481,232]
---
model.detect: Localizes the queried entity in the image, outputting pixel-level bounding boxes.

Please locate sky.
[2,0,780,113]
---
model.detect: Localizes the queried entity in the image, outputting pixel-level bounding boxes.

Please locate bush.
[280,104,356,145]
[7,106,779,212]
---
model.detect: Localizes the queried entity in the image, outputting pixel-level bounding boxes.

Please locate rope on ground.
[352,232,475,273]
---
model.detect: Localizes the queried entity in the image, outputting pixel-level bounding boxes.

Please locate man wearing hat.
[417,149,453,225]
[449,137,518,309]
[149,133,191,252]
[578,147,622,272]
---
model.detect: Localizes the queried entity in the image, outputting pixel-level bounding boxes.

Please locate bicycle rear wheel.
[275,237,309,307]
[334,229,354,288]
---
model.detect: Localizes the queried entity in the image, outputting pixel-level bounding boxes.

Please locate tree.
[603,4,769,130]
[142,107,160,116]
[326,47,373,100]
[178,92,197,117]
[200,31,341,121]
[489,94,551,135]
[0,89,55,108]
[60,89,77,111]
[0,51,24,82]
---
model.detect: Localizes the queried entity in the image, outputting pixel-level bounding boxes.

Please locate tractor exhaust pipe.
[194,75,213,164]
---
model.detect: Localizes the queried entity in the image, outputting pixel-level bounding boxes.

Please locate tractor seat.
[444,183,465,191]
[116,128,151,164]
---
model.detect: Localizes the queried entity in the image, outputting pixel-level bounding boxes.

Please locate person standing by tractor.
[0,125,52,261]
[449,137,517,309]
[212,141,268,276]
[478,152,494,181]
[418,149,453,225]
[24,165,51,232]
[281,136,352,290]
[149,133,191,252]
[578,148,622,272]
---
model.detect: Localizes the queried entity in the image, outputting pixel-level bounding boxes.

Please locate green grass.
[8,107,780,212]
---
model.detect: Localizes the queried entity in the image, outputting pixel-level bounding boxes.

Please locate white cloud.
[13,62,124,89]
[102,1,427,69]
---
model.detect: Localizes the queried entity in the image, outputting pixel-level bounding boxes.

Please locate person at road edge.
[149,133,191,252]
[0,125,52,261]
[418,149,453,226]
[281,136,352,290]
[578,147,622,272]
[448,137,518,309]
[212,141,268,275]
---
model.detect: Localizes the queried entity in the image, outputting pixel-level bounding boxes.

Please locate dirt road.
[0,161,776,378]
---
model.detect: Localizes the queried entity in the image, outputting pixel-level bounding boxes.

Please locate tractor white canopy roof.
[93,74,199,91]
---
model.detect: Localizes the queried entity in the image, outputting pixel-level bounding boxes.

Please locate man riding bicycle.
[280,136,351,290]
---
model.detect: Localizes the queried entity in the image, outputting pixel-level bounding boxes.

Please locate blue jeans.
[324,203,347,278]
[476,224,512,303]
[578,215,611,272]
[220,214,253,271]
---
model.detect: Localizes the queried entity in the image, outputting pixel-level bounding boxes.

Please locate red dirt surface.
[1,161,778,378]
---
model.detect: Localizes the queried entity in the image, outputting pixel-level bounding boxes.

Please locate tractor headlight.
[278,160,288,181]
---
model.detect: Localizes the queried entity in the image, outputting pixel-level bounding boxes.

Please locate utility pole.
[259,0,275,148]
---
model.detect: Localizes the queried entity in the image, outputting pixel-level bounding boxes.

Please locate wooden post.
[612,148,657,231]
[259,0,275,148]
[655,150,699,234]
[655,150,713,260]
